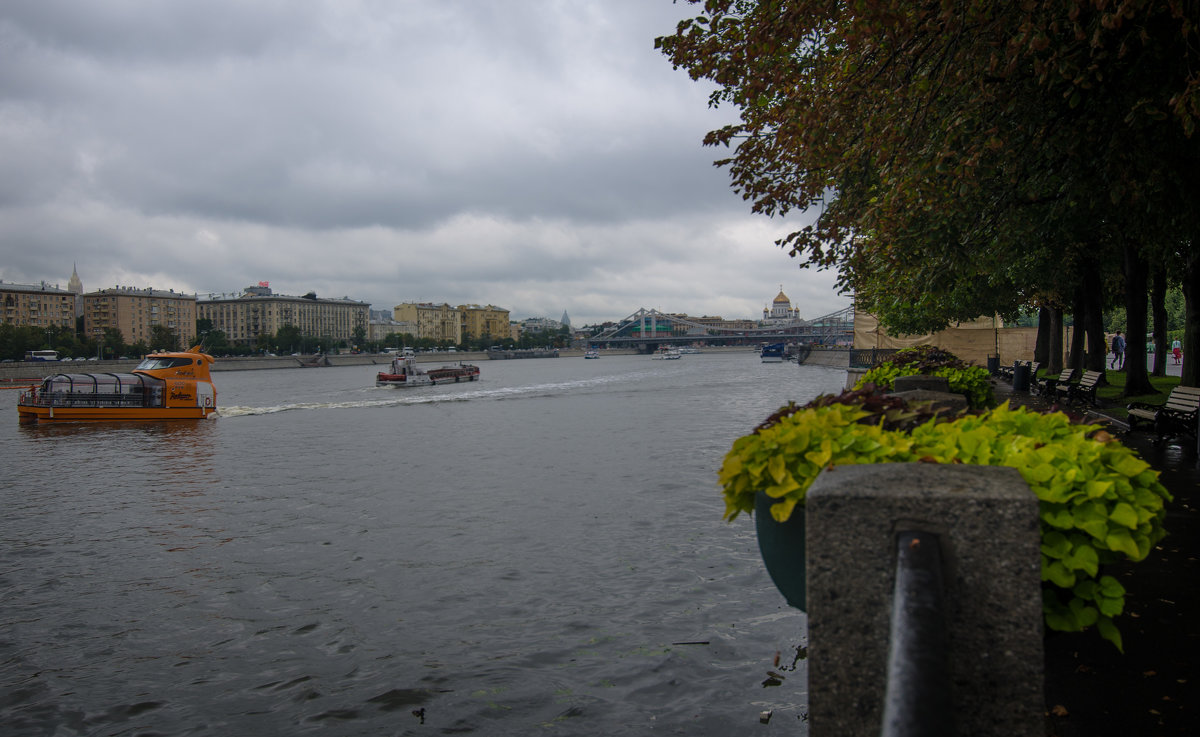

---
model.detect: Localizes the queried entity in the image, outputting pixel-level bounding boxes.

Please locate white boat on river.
[375,354,480,387]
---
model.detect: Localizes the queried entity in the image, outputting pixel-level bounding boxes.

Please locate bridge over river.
[588,305,854,354]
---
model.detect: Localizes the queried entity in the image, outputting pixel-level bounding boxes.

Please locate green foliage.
[149,325,180,352]
[657,2,1200,344]
[719,389,1172,650]
[1104,287,1186,337]
[853,345,995,409]
[0,323,46,361]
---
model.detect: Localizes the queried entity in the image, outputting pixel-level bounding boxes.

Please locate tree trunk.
[1183,242,1200,388]
[1034,307,1050,365]
[1150,268,1168,377]
[1122,239,1156,396]
[1067,286,1086,370]
[1049,306,1064,374]
[1082,263,1107,373]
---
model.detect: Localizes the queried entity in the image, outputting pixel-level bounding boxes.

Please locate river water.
[1,352,847,736]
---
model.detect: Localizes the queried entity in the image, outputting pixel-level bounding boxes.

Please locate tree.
[101,327,125,359]
[0,324,43,361]
[201,329,230,356]
[658,0,1200,393]
[149,325,179,352]
[275,325,303,353]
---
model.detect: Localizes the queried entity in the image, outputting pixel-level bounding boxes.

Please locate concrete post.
[805,464,1043,736]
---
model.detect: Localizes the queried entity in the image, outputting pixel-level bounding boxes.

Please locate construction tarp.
[854,313,1042,366]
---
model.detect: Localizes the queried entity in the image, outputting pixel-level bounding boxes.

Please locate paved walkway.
[1141,352,1184,377]
[992,378,1199,736]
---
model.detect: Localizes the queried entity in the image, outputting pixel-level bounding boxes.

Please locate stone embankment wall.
[801,348,850,368]
[0,353,487,382]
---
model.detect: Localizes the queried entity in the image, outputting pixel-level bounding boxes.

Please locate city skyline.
[0,2,851,327]
[7,269,843,329]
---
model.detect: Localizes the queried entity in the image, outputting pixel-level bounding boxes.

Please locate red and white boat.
[375,354,480,387]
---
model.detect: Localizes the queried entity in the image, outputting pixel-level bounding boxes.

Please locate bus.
[24,350,59,362]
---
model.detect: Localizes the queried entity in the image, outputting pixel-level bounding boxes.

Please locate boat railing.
[19,389,156,408]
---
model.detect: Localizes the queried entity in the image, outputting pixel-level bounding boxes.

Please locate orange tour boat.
[17,346,218,423]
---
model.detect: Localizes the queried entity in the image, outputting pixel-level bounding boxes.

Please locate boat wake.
[218,369,660,417]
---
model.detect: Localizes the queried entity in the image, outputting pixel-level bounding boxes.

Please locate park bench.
[1127,385,1200,441]
[1057,370,1102,406]
[1039,368,1075,398]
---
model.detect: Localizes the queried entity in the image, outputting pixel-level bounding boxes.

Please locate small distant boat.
[761,343,786,362]
[376,353,480,387]
[584,349,600,359]
[17,346,218,423]
[677,346,701,354]
[652,347,682,360]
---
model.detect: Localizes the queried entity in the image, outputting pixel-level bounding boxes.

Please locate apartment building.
[0,281,77,331]
[458,304,511,342]
[393,303,463,343]
[83,287,197,346]
[369,318,417,342]
[197,286,370,346]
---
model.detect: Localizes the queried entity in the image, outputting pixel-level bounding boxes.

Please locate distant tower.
[67,263,83,318]
[560,310,571,328]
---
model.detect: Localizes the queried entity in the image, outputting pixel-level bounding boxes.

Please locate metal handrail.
[880,530,953,737]
[850,348,900,369]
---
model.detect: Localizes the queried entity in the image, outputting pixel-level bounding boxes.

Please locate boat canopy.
[41,372,164,395]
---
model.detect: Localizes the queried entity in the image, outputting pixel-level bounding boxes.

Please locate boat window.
[43,374,98,394]
[135,357,195,371]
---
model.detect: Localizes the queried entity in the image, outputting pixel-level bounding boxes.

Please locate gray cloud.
[0,0,849,326]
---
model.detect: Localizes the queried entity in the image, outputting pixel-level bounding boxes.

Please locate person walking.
[1110,332,1126,370]
[1172,338,1182,364]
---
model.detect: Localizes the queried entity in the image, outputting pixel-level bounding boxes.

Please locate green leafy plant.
[718,389,1172,650]
[854,345,995,409]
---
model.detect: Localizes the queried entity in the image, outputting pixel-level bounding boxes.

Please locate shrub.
[855,345,995,409]
[718,388,1172,650]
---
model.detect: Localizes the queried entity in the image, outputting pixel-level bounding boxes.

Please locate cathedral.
[761,286,801,324]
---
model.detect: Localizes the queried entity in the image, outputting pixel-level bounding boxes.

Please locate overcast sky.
[0,0,850,326]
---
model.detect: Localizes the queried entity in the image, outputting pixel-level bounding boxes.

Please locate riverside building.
[762,286,803,325]
[458,304,511,343]
[82,287,197,346]
[0,280,78,332]
[197,285,369,347]
[392,302,463,344]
